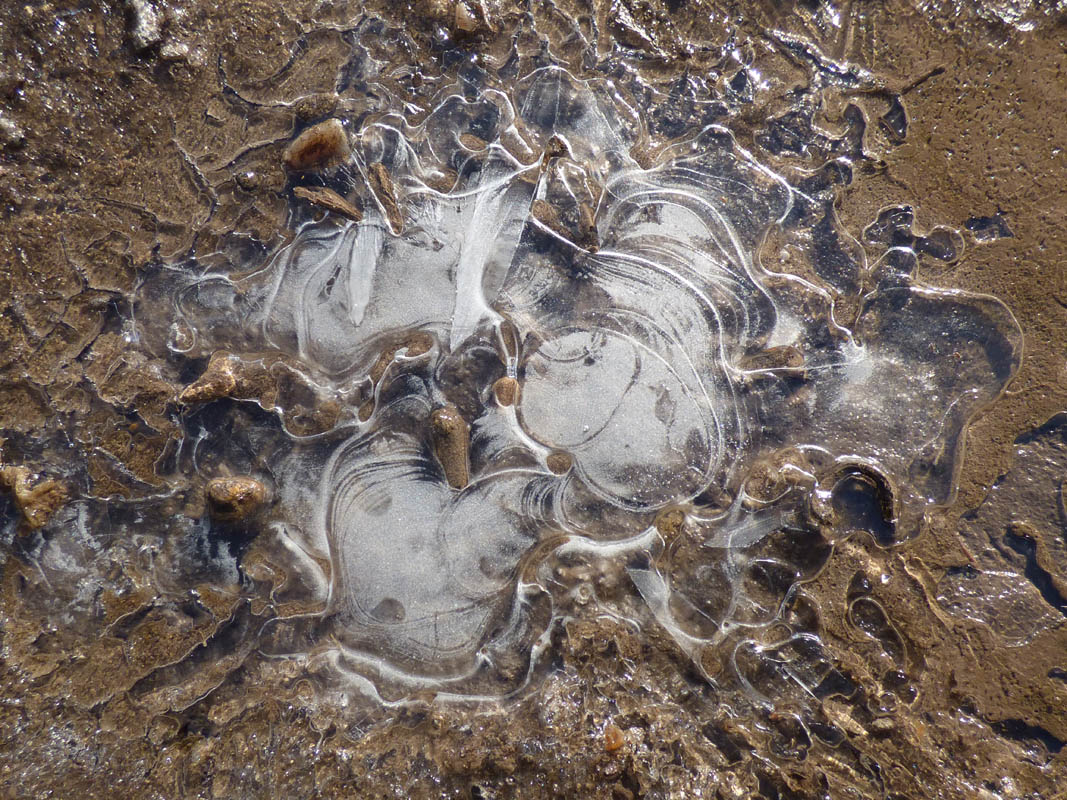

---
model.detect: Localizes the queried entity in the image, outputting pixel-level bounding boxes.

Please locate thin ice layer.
[157,65,1022,697]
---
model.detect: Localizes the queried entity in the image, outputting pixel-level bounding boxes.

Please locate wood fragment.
[367,162,405,234]
[294,186,363,222]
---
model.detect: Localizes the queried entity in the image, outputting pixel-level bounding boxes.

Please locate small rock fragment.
[125,0,164,52]
[0,466,67,530]
[294,186,363,222]
[603,724,625,752]
[367,162,405,234]
[541,134,571,167]
[283,119,349,172]
[493,376,519,407]
[868,717,896,736]
[0,114,25,150]
[430,406,470,490]
[454,1,480,33]
[206,477,269,521]
[159,40,190,62]
[179,352,238,404]
[546,451,573,475]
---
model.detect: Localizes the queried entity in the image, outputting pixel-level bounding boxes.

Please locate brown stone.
[430,405,470,490]
[179,352,239,404]
[493,376,519,407]
[0,466,67,530]
[282,119,349,172]
[603,724,624,753]
[205,476,269,521]
[546,451,573,474]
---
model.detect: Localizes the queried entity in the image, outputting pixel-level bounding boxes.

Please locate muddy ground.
[1,1,1067,798]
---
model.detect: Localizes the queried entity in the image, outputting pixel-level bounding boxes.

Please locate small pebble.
[868,717,896,736]
[283,119,349,172]
[179,352,238,404]
[454,1,479,32]
[206,476,269,521]
[159,40,190,62]
[546,451,573,474]
[493,376,519,407]
[604,724,625,752]
[541,135,571,165]
[430,406,470,490]
[125,0,163,52]
[0,115,25,150]
[0,466,67,531]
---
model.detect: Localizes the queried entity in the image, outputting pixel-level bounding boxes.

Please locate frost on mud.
[154,64,1021,700]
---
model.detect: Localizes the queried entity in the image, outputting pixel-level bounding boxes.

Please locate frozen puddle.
[152,63,1022,700]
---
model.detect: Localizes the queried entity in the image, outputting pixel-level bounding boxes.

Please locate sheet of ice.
[153,63,1022,698]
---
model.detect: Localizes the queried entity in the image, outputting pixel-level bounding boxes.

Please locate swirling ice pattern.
[172,66,1021,698]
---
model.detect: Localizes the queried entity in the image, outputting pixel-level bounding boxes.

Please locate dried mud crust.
[1,1,1067,798]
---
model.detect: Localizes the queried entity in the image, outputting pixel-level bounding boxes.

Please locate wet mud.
[2,1,1067,798]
